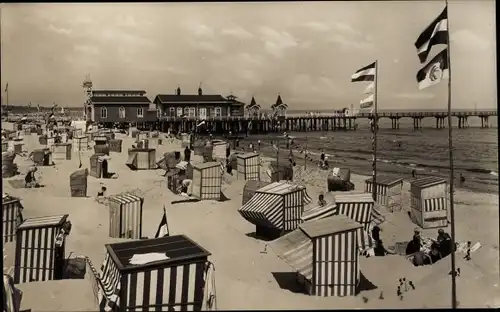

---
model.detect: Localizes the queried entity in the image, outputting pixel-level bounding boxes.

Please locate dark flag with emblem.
[414,6,448,64]
[416,48,448,90]
[155,206,169,238]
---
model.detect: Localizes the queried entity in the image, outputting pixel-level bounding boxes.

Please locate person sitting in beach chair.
[176,179,192,195]
[24,166,40,188]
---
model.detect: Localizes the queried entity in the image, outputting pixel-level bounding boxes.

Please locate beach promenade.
[2,132,498,310]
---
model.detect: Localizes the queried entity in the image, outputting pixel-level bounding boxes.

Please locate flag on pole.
[415,6,448,64]
[416,48,449,90]
[196,120,206,128]
[351,62,376,82]
[4,83,8,92]
[360,94,374,108]
[154,206,169,238]
[363,82,375,94]
[28,102,31,108]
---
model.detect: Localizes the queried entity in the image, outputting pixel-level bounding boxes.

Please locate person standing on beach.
[460,173,465,185]
[317,194,327,206]
[412,169,417,179]
[184,146,191,162]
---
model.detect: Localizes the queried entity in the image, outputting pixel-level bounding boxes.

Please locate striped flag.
[360,94,374,108]
[4,83,8,92]
[154,206,169,238]
[28,102,31,108]
[196,120,206,128]
[351,62,376,82]
[363,82,374,94]
[416,48,449,90]
[415,6,448,64]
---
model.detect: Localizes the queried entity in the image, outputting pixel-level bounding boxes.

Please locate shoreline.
[226,134,498,195]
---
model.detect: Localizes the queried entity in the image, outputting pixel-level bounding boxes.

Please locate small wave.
[466,168,496,174]
[490,171,498,177]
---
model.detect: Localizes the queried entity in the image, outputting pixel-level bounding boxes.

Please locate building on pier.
[246,96,261,117]
[153,86,245,120]
[271,94,288,117]
[88,90,156,124]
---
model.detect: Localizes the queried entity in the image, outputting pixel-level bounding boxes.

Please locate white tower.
[82,75,93,121]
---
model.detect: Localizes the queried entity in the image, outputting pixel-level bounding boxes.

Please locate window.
[215,107,222,117]
[169,107,175,117]
[199,108,207,119]
[119,106,126,119]
[137,107,144,118]
[184,107,190,116]
[177,107,183,117]
[227,108,231,117]
[157,109,161,118]
[101,107,107,119]
[189,107,196,118]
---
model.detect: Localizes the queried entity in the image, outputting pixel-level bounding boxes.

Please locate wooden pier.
[4,108,496,134]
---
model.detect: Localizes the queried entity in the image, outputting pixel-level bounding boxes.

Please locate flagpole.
[163,205,170,236]
[444,0,457,308]
[371,60,378,202]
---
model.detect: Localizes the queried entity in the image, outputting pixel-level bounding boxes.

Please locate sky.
[0,1,496,110]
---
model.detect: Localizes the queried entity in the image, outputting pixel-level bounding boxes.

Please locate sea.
[235,113,498,195]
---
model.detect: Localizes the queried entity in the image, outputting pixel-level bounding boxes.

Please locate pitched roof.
[91,96,151,104]
[249,97,257,107]
[155,94,229,104]
[93,90,146,94]
[275,95,283,106]
[271,94,288,109]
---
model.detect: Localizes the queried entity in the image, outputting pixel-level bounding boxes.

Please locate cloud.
[331,21,359,36]
[191,40,224,54]
[392,92,436,100]
[327,33,374,50]
[393,59,400,63]
[100,28,156,47]
[290,74,343,99]
[451,29,491,51]
[186,23,215,37]
[221,27,254,39]
[48,24,72,35]
[74,45,100,55]
[259,26,297,58]
[302,21,330,32]
[238,52,265,66]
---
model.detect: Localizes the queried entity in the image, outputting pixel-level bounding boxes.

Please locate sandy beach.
[2,132,499,310]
